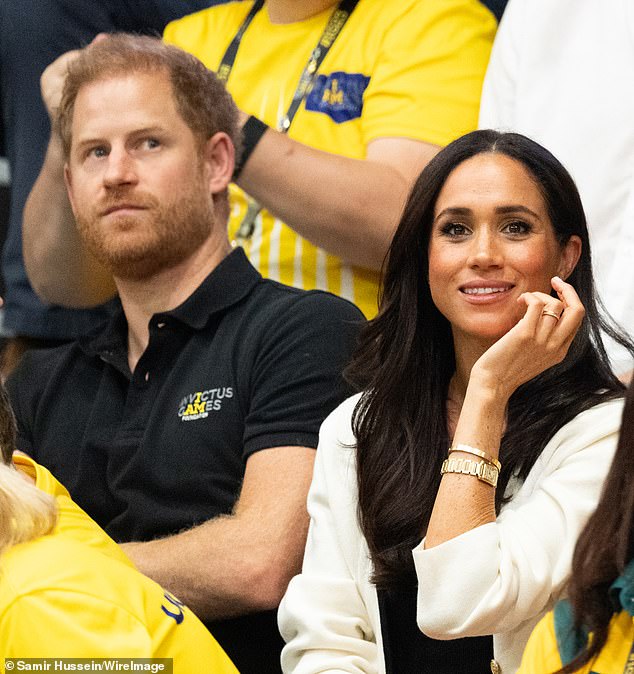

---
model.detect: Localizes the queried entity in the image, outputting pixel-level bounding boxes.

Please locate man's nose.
[103,147,138,187]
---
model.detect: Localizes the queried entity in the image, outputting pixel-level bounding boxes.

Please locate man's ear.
[202,132,235,196]
[64,164,77,215]
[558,234,582,280]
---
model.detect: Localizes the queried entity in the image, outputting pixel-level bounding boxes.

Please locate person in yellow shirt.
[0,381,237,671]
[518,381,634,674]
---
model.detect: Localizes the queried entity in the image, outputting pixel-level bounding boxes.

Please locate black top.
[378,579,493,674]
[7,248,364,673]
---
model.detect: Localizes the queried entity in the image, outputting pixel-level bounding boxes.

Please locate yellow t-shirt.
[519,608,634,674]
[164,0,496,317]
[0,457,238,672]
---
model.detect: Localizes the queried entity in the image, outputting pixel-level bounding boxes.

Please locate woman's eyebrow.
[434,207,471,222]
[495,204,541,219]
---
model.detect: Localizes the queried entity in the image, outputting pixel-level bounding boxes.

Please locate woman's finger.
[545,277,585,351]
[551,277,585,328]
[517,292,552,337]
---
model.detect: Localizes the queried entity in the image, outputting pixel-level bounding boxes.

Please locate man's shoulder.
[6,340,96,400]
[244,277,365,326]
[10,340,85,373]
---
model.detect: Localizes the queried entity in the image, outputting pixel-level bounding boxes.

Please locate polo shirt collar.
[164,247,261,329]
[81,247,261,361]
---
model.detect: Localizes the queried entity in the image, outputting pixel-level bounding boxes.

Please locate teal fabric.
[609,559,634,617]
[554,600,588,667]
[553,559,634,665]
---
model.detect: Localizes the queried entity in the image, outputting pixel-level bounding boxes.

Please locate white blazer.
[279,394,624,674]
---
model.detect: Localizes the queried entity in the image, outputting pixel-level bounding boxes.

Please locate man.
[0,0,225,377]
[8,35,362,673]
[478,0,634,376]
[23,0,496,319]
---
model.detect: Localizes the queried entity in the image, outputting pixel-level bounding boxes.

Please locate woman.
[278,130,634,674]
[518,381,634,673]
[0,380,237,670]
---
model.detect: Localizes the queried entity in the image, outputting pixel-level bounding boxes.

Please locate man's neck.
[117,234,231,374]
[266,0,339,24]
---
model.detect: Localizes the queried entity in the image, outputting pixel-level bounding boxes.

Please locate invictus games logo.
[178,387,233,421]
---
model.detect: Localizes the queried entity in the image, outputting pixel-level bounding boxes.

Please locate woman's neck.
[266,0,339,24]
[452,335,494,397]
[447,333,498,435]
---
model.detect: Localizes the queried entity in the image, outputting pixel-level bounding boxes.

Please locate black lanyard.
[218,0,360,240]
[217,0,265,84]
[218,0,358,133]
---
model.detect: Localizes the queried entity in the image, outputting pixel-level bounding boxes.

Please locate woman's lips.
[459,283,515,303]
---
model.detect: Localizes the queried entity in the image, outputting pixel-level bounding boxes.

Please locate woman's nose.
[467,229,503,269]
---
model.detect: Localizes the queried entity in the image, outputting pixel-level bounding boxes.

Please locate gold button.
[490,660,501,674]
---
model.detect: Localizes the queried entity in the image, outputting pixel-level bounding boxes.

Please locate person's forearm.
[425,382,507,548]
[237,131,419,271]
[23,135,117,307]
[123,510,308,620]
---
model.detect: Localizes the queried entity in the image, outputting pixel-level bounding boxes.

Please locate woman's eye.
[441,223,470,237]
[503,220,530,235]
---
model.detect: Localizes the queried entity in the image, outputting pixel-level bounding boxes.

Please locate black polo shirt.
[7,248,364,673]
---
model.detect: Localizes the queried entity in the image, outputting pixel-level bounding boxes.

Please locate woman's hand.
[426,277,585,548]
[470,276,585,400]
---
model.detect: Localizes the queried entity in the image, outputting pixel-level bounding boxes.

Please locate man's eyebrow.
[73,136,106,150]
[127,126,168,137]
[74,126,168,148]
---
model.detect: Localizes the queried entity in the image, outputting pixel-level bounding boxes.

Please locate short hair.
[57,33,241,161]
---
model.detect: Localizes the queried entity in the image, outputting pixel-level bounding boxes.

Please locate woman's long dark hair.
[346,130,634,588]
[555,383,634,673]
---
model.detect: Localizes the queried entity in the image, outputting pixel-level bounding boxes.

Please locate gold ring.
[542,309,561,320]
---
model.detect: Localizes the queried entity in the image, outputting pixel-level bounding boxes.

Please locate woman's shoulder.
[319,392,363,444]
[313,394,363,491]
[552,396,624,446]
[528,396,624,477]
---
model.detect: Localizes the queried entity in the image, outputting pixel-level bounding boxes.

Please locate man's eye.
[143,138,161,150]
[89,147,108,159]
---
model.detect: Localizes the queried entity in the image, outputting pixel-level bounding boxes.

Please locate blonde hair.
[0,383,57,556]
[0,463,57,557]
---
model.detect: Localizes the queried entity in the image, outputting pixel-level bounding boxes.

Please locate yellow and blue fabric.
[164,0,496,317]
[0,455,238,671]
[518,560,634,673]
